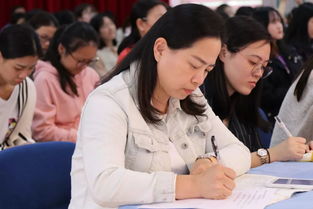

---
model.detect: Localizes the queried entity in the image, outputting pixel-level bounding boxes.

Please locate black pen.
[211,135,221,161]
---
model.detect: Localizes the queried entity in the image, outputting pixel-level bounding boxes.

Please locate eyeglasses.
[69,52,99,67]
[238,53,273,79]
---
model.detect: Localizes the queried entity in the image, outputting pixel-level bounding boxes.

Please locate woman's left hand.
[190,157,218,175]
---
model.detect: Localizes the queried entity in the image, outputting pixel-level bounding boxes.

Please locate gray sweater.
[271,71,313,147]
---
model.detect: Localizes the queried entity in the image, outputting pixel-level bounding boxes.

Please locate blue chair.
[0,141,75,209]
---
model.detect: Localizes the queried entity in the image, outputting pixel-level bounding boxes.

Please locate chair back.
[0,142,75,209]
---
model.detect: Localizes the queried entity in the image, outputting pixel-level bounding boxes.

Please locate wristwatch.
[196,154,216,162]
[257,148,269,164]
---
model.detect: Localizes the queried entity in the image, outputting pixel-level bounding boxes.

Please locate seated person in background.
[74,3,97,23]
[117,0,168,62]
[32,22,99,142]
[69,4,251,209]
[201,16,307,168]
[253,7,303,125]
[54,10,76,26]
[271,56,313,149]
[285,3,313,62]
[27,11,59,56]
[90,12,118,77]
[0,25,41,150]
[215,4,234,20]
[235,6,255,17]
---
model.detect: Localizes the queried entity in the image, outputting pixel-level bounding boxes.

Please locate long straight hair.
[117,0,169,54]
[103,4,224,124]
[90,12,117,49]
[203,16,271,131]
[285,3,313,48]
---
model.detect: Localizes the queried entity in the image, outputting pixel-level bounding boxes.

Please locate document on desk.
[139,174,304,209]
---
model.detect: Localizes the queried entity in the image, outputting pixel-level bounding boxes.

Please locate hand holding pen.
[211,135,221,161]
[274,116,310,161]
[274,116,292,137]
[188,135,236,199]
[190,135,222,175]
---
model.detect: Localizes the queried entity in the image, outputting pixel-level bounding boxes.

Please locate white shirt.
[0,86,19,143]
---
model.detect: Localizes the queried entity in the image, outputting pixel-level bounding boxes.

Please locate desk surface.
[249,162,313,209]
[120,162,313,209]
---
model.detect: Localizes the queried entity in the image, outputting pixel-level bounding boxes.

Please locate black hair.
[253,7,284,30]
[235,6,255,17]
[294,56,313,101]
[0,24,42,59]
[74,3,96,19]
[28,11,59,30]
[216,4,232,20]
[253,7,285,58]
[90,12,117,48]
[10,13,26,24]
[104,4,224,124]
[203,16,271,131]
[44,22,99,96]
[54,10,76,26]
[285,3,313,48]
[117,0,169,54]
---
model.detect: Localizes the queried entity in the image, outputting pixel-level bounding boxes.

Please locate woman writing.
[69,4,250,209]
[32,22,99,142]
[271,56,313,149]
[202,16,307,168]
[0,25,41,150]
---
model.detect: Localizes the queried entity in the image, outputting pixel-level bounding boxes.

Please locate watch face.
[258,149,267,157]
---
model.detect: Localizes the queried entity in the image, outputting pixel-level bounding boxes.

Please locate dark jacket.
[261,44,302,124]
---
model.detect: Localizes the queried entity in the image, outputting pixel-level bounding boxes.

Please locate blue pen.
[211,135,221,161]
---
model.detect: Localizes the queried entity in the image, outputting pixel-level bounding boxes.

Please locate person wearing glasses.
[32,22,99,142]
[69,5,251,209]
[253,7,303,125]
[201,16,307,168]
[28,11,59,56]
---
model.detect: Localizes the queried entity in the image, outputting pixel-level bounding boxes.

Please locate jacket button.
[181,143,188,149]
[194,126,200,132]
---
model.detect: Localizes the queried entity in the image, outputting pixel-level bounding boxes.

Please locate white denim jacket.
[69,63,251,209]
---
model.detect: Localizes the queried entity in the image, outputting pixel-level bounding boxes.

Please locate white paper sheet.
[139,174,304,209]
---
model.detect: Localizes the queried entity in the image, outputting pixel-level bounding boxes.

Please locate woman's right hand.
[193,164,236,199]
[269,137,307,162]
